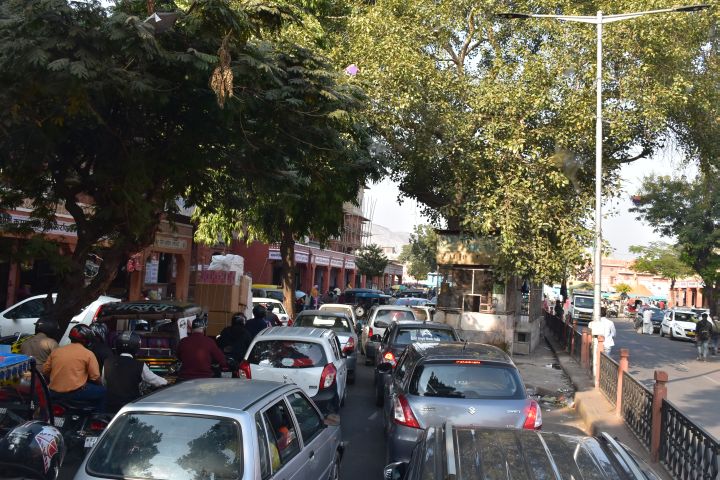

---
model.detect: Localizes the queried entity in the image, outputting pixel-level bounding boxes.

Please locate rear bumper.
[387,422,423,463]
[311,387,339,415]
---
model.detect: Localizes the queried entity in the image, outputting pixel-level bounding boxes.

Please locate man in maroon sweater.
[176,315,228,380]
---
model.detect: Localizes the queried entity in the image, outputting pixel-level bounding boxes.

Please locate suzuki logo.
[468,407,476,415]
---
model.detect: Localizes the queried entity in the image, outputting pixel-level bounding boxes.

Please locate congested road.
[610,316,720,441]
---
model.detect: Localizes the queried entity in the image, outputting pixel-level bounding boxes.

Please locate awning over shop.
[628,284,653,297]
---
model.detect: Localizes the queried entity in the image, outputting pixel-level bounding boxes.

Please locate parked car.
[633,307,664,333]
[76,379,344,480]
[95,301,204,375]
[378,342,541,463]
[253,297,290,326]
[241,326,348,414]
[293,310,358,384]
[660,308,698,341]
[691,307,711,319]
[373,321,460,405]
[0,294,119,343]
[361,306,417,364]
[383,424,660,480]
[252,284,285,303]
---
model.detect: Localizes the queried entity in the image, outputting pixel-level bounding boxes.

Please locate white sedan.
[252,297,290,325]
[660,309,698,341]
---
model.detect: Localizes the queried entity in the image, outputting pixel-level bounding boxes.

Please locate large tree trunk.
[704,279,720,317]
[280,223,296,318]
[669,278,676,308]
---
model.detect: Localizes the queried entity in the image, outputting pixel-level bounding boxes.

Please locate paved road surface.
[610,316,720,441]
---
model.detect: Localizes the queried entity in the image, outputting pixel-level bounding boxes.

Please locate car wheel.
[660,327,665,337]
[375,382,384,407]
[328,451,341,480]
[670,328,676,340]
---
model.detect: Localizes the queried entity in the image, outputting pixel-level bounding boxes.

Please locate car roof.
[375,305,415,311]
[133,378,290,412]
[429,426,646,480]
[319,303,352,309]
[252,297,282,304]
[410,342,512,363]
[296,310,347,318]
[393,321,454,330]
[256,326,335,341]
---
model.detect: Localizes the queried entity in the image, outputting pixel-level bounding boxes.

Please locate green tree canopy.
[613,283,632,295]
[356,244,389,280]
[398,225,437,280]
[335,0,716,282]
[629,241,695,292]
[631,174,720,314]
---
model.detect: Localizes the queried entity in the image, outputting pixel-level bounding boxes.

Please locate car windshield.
[87,413,242,480]
[375,309,415,322]
[296,315,351,333]
[674,312,698,323]
[395,298,429,306]
[248,340,327,368]
[253,302,286,315]
[395,328,457,345]
[574,297,593,308]
[409,362,525,400]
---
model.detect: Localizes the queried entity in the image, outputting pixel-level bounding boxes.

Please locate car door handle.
[309,450,315,459]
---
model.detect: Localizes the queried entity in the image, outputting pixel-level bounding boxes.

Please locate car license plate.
[53,417,64,427]
[687,331,695,336]
[84,436,98,448]
[221,371,232,378]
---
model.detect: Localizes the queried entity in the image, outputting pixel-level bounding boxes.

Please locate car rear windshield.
[675,312,697,323]
[248,340,327,368]
[296,315,351,333]
[409,362,525,400]
[87,413,242,479]
[375,309,415,322]
[395,328,456,345]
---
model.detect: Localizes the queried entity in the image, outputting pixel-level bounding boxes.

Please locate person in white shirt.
[599,315,616,354]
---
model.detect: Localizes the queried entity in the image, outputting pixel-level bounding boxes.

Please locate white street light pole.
[498,5,708,328]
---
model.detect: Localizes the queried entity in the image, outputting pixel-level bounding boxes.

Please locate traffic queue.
[0,289,660,480]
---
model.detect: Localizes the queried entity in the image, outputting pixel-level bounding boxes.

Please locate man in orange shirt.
[43,324,106,412]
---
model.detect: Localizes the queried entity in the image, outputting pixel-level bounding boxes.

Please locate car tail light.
[89,419,108,432]
[368,328,374,338]
[319,363,337,390]
[91,305,104,323]
[287,317,294,326]
[523,400,542,430]
[239,360,252,379]
[342,337,356,354]
[392,394,420,428]
[52,405,65,417]
[382,350,396,367]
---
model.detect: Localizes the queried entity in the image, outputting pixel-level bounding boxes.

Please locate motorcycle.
[50,397,112,463]
[607,305,618,318]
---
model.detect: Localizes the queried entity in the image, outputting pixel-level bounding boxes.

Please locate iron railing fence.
[661,399,720,480]
[598,353,619,406]
[621,372,653,450]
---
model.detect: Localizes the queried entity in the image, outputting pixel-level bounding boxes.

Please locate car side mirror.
[377,362,393,374]
[375,320,389,329]
[370,334,382,342]
[383,462,408,480]
[324,413,341,426]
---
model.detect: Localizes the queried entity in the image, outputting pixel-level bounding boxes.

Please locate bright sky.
[366,145,695,258]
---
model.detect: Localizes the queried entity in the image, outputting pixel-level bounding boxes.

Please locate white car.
[660,309,698,341]
[319,303,357,326]
[241,326,348,414]
[361,305,417,364]
[0,294,119,343]
[252,297,290,325]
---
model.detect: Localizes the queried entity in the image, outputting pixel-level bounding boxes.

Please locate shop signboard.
[268,249,281,260]
[315,256,330,266]
[1,213,77,237]
[330,258,344,268]
[344,259,355,270]
[268,249,309,263]
[436,233,497,266]
[154,235,188,252]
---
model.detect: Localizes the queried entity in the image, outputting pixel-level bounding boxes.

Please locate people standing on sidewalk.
[554,300,563,322]
[695,313,713,361]
[598,313,616,355]
[711,315,720,355]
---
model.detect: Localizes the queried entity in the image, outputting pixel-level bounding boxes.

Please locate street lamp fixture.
[497,5,708,335]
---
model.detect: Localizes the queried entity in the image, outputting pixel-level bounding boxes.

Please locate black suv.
[372,321,459,405]
[384,423,661,480]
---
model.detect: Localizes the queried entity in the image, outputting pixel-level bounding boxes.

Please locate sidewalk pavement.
[542,326,672,480]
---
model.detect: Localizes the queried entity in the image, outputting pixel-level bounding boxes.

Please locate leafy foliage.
[631,174,720,314]
[355,244,389,279]
[398,225,437,280]
[613,283,632,295]
[629,242,695,291]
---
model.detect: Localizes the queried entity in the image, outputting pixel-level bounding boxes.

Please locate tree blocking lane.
[610,316,720,441]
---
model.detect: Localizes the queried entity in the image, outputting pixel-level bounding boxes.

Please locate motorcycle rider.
[246,305,270,338]
[176,315,228,380]
[20,317,59,371]
[43,324,105,412]
[217,313,253,360]
[88,322,113,370]
[102,331,167,413]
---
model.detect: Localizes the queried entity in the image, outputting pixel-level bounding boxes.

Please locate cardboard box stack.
[194,255,251,336]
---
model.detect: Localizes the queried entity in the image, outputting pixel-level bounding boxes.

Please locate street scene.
[1,0,719,479]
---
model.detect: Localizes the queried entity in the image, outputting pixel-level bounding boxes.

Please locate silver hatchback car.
[75,379,343,480]
[379,342,541,463]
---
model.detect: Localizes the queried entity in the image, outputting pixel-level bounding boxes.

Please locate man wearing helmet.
[102,331,167,413]
[20,317,59,371]
[43,324,105,411]
[176,314,228,380]
[88,322,113,370]
[217,313,253,360]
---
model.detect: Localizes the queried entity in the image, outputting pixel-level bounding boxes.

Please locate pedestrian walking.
[553,300,563,321]
[598,315,616,355]
[711,315,720,355]
[695,313,713,361]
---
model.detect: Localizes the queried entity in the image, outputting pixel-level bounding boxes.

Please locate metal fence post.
[595,335,604,387]
[616,348,629,415]
[581,328,590,369]
[651,370,668,463]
